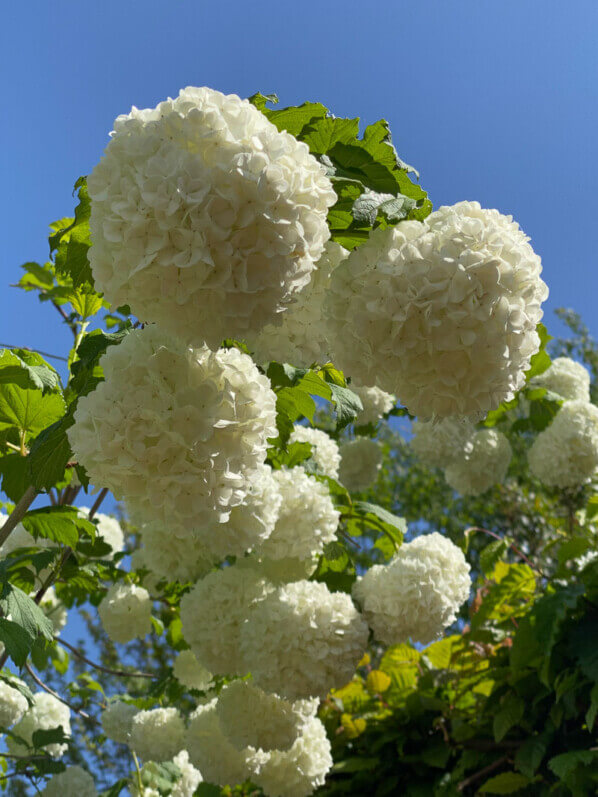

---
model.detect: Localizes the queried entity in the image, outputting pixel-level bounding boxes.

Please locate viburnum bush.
[0,86,595,797]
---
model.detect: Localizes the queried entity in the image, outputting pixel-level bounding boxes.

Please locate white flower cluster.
[69,326,277,534]
[240,580,369,699]
[353,532,471,645]
[444,429,512,496]
[257,467,339,561]
[339,437,383,492]
[133,751,202,797]
[289,426,341,479]
[8,692,71,758]
[528,400,598,487]
[531,357,591,402]
[185,698,331,797]
[139,526,214,584]
[238,552,318,585]
[180,564,273,675]
[40,586,68,634]
[251,242,348,366]
[130,707,186,761]
[326,202,548,419]
[88,86,335,348]
[101,699,139,744]
[42,766,97,797]
[98,583,152,644]
[411,418,475,469]
[78,507,124,558]
[351,384,395,426]
[0,679,28,728]
[172,650,214,691]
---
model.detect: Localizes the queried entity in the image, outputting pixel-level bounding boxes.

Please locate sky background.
[1,1,597,646]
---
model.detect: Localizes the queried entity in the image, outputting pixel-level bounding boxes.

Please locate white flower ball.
[8,692,71,758]
[249,716,333,797]
[531,357,591,402]
[186,700,253,787]
[256,467,339,561]
[101,700,139,744]
[180,564,273,675]
[42,766,97,797]
[130,707,186,762]
[98,583,152,644]
[411,418,476,469]
[238,553,318,585]
[78,507,124,558]
[351,384,395,426]
[40,587,68,635]
[88,86,336,348]
[444,429,512,496]
[68,327,277,533]
[251,242,349,366]
[173,650,214,692]
[139,526,215,584]
[216,681,317,753]
[192,464,282,560]
[339,437,383,492]
[326,203,548,419]
[241,580,369,699]
[130,548,163,594]
[0,679,28,728]
[353,532,471,645]
[288,426,341,479]
[171,750,203,797]
[528,400,598,487]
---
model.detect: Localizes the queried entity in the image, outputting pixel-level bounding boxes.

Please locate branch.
[464,526,548,579]
[54,637,154,679]
[51,301,78,339]
[89,488,109,519]
[0,486,38,547]
[0,343,68,363]
[25,662,98,725]
[457,756,509,791]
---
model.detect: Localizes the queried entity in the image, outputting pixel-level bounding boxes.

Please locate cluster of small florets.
[41,766,97,797]
[78,507,124,558]
[326,203,548,419]
[531,357,591,402]
[353,533,471,645]
[444,428,512,496]
[130,707,187,761]
[339,437,383,492]
[411,418,475,470]
[8,692,71,759]
[172,650,214,691]
[88,87,335,349]
[289,426,341,479]
[133,751,202,797]
[98,583,152,644]
[528,400,598,487]
[351,384,395,426]
[101,699,139,744]
[0,678,29,728]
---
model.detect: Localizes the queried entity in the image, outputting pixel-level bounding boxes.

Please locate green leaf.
[567,615,598,680]
[525,323,552,380]
[31,726,71,750]
[17,261,55,291]
[0,378,65,439]
[195,785,224,797]
[0,349,61,394]
[0,618,34,666]
[27,409,75,491]
[548,750,598,780]
[514,735,547,778]
[0,453,31,502]
[3,586,54,642]
[328,383,363,430]
[22,506,95,548]
[263,101,328,136]
[353,501,406,539]
[99,779,129,797]
[301,116,360,154]
[480,539,510,576]
[493,693,524,742]
[586,682,598,730]
[479,771,532,794]
[52,178,93,287]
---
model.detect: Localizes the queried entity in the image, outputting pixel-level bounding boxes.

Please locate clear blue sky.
[1,0,597,647]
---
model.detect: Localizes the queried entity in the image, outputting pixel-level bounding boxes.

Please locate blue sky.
[1,1,597,647]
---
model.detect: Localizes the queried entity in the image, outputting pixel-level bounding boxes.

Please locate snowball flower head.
[288,426,341,479]
[191,464,282,560]
[531,357,591,403]
[101,700,139,744]
[352,384,395,426]
[130,707,186,762]
[134,751,202,797]
[444,428,512,496]
[238,553,318,585]
[339,437,383,492]
[87,86,336,348]
[241,580,369,699]
[411,418,476,469]
[216,681,317,752]
[180,564,273,675]
[98,583,152,644]
[8,692,71,758]
[42,766,97,797]
[173,650,214,691]
[40,586,68,634]
[140,525,214,584]
[251,242,349,366]
[326,203,548,419]
[528,400,598,487]
[186,700,253,786]
[68,327,277,533]
[0,679,28,728]
[79,507,124,558]
[353,532,471,645]
[256,466,339,561]
[249,716,333,797]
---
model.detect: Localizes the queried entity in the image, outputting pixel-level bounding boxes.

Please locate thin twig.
[465,526,548,579]
[25,662,98,724]
[0,343,68,362]
[0,486,38,547]
[89,488,109,519]
[458,756,509,791]
[55,637,154,679]
[51,301,78,339]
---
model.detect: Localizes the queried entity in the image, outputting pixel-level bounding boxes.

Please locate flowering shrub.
[2,86,593,797]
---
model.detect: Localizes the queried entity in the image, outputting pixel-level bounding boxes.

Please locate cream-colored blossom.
[411,418,476,469]
[288,426,341,479]
[101,700,139,744]
[130,707,186,762]
[8,692,71,758]
[444,429,512,496]
[78,507,124,558]
[351,384,395,426]
[339,437,383,492]
[172,650,214,691]
[42,766,97,797]
[98,583,152,644]
[0,679,28,728]
[531,357,591,402]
